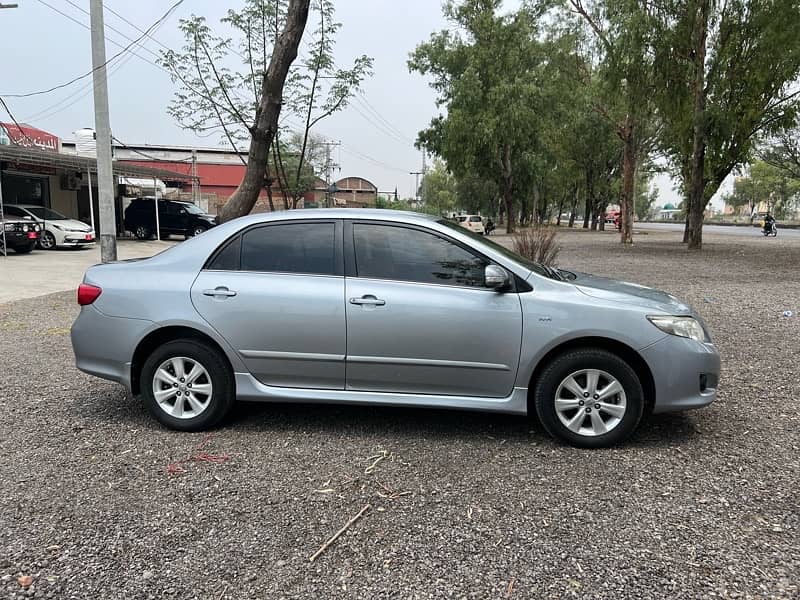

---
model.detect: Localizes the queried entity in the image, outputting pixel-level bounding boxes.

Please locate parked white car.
[3,204,95,249]
[456,214,485,235]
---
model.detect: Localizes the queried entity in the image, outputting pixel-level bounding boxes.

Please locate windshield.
[437,219,547,276]
[179,203,205,215]
[26,207,68,220]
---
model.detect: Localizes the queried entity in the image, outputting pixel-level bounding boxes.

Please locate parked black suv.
[123,198,217,240]
[1,213,41,254]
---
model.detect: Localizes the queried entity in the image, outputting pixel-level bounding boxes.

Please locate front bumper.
[641,335,721,413]
[71,304,152,392]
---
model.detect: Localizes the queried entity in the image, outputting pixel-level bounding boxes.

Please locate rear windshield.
[468,216,482,222]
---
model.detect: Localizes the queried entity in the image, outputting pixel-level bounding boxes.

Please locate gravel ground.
[1,227,798,599]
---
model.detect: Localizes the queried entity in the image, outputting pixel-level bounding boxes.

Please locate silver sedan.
[71,209,720,447]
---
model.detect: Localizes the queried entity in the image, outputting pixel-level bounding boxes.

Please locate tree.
[160,0,372,220]
[634,169,658,221]
[419,160,457,216]
[724,161,800,219]
[410,1,550,233]
[655,0,800,249]
[568,0,661,244]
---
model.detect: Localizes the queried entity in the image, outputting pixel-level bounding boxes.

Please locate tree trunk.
[619,116,636,244]
[569,185,578,227]
[217,0,310,223]
[687,0,710,251]
[584,170,595,229]
[499,145,515,233]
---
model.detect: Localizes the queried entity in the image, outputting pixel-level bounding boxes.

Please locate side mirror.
[484,264,510,291]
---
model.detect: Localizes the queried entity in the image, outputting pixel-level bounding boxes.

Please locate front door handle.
[349,295,386,306]
[203,286,237,298]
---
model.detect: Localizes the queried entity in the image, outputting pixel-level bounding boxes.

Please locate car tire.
[39,230,57,250]
[140,339,235,431]
[134,225,152,240]
[189,225,208,237]
[533,348,644,448]
[13,242,36,254]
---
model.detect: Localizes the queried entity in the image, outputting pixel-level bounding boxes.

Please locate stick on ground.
[309,504,371,562]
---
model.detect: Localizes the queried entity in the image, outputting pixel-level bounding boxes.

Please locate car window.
[468,216,482,222]
[206,235,241,271]
[456,216,467,222]
[353,223,488,287]
[241,222,336,275]
[27,207,67,220]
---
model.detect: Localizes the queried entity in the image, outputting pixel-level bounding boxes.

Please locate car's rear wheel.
[534,348,644,448]
[39,230,57,250]
[134,225,152,240]
[190,225,208,237]
[140,339,234,431]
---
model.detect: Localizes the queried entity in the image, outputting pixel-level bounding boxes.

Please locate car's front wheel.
[39,230,57,250]
[140,339,235,431]
[534,348,644,448]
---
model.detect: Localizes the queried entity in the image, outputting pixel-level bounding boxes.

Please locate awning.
[0,144,197,182]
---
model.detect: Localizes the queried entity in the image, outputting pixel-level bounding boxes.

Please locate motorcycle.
[762,221,778,237]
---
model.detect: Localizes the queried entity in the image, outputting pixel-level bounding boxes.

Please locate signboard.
[0,123,61,152]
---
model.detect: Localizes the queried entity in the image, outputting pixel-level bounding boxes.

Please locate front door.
[191,220,345,389]
[344,222,522,398]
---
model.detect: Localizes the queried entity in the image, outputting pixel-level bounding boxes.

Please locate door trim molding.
[241,350,345,362]
[347,355,511,371]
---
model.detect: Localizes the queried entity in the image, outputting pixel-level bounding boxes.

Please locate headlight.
[647,315,707,342]
[34,224,41,232]
[22,224,29,232]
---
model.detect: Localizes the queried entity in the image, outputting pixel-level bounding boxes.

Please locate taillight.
[77,283,102,305]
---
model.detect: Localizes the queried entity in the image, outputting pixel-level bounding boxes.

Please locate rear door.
[191,220,346,389]
[344,221,522,398]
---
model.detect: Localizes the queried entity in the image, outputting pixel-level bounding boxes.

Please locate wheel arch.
[526,336,655,415]
[131,325,233,395]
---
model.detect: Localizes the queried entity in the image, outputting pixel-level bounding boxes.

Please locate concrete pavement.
[0,239,176,304]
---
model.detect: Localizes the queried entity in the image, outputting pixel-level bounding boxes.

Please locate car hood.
[569,271,693,314]
[58,219,93,231]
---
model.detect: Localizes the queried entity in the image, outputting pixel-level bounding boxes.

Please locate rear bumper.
[641,335,721,413]
[70,305,153,392]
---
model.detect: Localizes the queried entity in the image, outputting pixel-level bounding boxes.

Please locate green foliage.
[725,161,800,218]
[409,1,553,231]
[159,0,372,194]
[419,160,457,216]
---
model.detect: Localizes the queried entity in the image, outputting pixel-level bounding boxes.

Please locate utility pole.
[321,140,341,207]
[191,149,198,205]
[90,0,117,262]
[409,172,422,204]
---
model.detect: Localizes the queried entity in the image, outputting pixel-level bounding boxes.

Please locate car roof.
[220,208,438,227]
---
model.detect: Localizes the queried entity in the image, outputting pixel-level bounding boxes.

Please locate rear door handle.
[203,286,237,297]
[349,295,386,306]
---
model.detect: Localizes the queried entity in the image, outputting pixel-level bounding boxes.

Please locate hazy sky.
[1,0,695,205]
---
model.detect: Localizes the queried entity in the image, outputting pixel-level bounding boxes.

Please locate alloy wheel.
[39,231,56,250]
[152,356,213,419]
[554,369,627,437]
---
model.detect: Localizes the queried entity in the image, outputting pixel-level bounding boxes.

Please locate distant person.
[485,218,495,235]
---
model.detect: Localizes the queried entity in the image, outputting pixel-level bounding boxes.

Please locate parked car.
[71,209,720,448]
[3,204,94,250]
[123,198,217,240]
[456,214,486,235]
[0,212,40,254]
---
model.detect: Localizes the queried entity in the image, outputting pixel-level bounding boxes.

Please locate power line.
[1,0,184,98]
[63,0,162,62]
[0,96,36,145]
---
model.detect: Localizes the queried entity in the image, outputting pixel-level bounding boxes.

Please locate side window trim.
[345,220,515,291]
[204,219,344,276]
